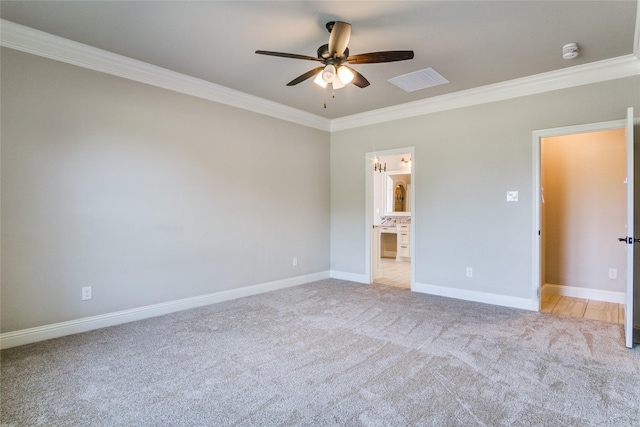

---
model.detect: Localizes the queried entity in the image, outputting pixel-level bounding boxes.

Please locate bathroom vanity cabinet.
[396,224,411,260]
[377,224,411,261]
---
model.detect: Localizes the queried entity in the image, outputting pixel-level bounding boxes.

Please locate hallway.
[374,258,410,289]
[541,294,624,324]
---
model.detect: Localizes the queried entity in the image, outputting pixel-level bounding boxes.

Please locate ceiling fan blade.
[328,21,351,58]
[346,51,414,64]
[255,50,322,62]
[287,67,325,86]
[344,66,370,88]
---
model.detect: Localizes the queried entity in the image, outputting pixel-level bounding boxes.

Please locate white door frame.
[532,119,626,310]
[365,147,415,287]
[624,107,636,348]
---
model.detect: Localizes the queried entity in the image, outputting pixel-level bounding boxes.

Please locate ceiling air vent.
[388,68,449,92]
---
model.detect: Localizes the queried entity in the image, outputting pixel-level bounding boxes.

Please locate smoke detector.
[562,43,579,59]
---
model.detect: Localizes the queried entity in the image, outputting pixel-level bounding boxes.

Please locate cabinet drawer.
[379,227,397,233]
[398,244,410,257]
[398,232,410,244]
[397,224,410,232]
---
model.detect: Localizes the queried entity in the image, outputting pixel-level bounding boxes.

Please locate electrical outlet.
[506,191,519,202]
[293,257,298,267]
[466,267,473,277]
[82,286,92,301]
[608,268,617,279]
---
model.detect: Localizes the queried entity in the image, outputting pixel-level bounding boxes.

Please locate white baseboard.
[0,271,330,350]
[413,282,537,311]
[542,283,625,304]
[329,270,369,284]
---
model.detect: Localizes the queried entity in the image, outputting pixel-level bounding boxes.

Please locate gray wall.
[330,76,640,300]
[1,48,330,333]
[2,45,639,336]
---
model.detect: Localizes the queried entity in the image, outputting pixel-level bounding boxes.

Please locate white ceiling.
[1,1,638,120]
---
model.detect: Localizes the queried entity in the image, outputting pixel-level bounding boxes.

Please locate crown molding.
[331,54,640,131]
[635,0,640,56]
[1,19,639,134]
[0,19,331,132]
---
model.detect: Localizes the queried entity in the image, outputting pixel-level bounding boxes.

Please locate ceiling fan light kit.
[256,20,414,95]
[331,76,345,90]
[313,72,328,88]
[313,64,355,89]
[321,64,336,83]
[337,66,354,84]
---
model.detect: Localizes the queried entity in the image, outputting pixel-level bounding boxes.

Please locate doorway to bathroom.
[365,147,415,290]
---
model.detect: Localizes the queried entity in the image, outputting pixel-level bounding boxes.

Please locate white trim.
[532,119,627,315]
[532,128,542,311]
[0,271,330,350]
[0,19,330,132]
[413,282,537,311]
[332,55,640,131]
[542,283,626,304]
[329,270,368,284]
[1,19,639,133]
[634,0,640,57]
[625,108,637,348]
[365,153,374,285]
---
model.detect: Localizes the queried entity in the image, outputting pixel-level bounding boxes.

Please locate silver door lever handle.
[618,237,640,243]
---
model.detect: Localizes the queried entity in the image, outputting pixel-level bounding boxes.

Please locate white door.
[623,107,635,348]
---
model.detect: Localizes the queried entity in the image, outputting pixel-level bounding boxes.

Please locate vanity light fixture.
[374,157,386,173]
[400,157,411,168]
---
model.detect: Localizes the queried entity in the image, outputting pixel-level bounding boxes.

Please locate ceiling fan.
[255,21,414,89]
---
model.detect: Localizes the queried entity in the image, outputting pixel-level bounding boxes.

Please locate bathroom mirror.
[384,171,411,215]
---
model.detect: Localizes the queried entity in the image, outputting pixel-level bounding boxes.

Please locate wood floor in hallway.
[374,257,410,289]
[541,294,624,324]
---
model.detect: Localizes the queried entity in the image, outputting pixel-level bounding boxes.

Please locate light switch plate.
[506,191,518,202]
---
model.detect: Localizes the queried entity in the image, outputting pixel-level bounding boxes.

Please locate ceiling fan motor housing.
[317,44,349,61]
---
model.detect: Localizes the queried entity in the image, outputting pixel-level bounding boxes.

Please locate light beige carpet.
[2,279,639,426]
